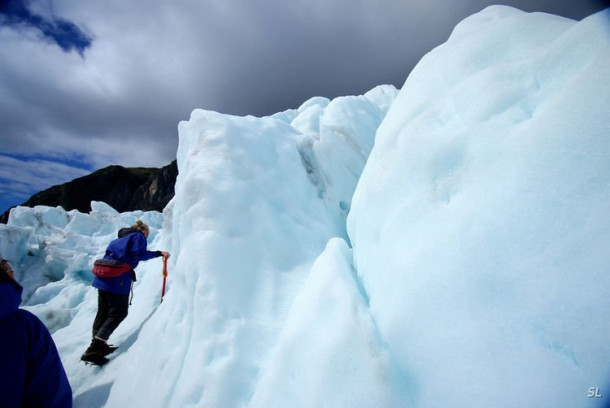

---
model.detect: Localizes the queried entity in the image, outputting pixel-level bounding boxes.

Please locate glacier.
[1,5,609,408]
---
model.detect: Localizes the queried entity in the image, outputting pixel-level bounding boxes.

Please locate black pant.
[92,290,129,341]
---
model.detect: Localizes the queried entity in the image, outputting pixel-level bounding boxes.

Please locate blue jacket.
[93,231,161,295]
[0,275,73,408]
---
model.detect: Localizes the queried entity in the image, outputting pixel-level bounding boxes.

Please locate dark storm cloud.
[187,0,610,117]
[0,0,608,214]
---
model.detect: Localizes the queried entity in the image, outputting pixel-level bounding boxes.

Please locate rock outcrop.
[1,160,177,223]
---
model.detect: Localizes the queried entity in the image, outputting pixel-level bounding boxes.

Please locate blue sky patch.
[0,0,92,55]
[0,153,92,215]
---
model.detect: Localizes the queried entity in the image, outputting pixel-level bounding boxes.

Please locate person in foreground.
[81,221,170,366]
[0,258,73,408]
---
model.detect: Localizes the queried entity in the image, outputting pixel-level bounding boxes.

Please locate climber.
[81,220,170,366]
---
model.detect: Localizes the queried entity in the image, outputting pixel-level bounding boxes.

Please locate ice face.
[347,6,610,408]
[104,85,397,407]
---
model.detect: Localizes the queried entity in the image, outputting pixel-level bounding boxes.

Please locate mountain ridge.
[0,160,177,223]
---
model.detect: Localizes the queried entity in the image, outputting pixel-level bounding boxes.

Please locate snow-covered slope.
[1,5,608,408]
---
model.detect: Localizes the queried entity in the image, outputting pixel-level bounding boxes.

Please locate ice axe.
[160,257,168,303]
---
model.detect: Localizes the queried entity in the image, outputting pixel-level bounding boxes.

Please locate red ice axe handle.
[161,257,168,303]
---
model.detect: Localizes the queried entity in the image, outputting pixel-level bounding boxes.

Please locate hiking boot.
[80,338,110,366]
[100,342,118,356]
[81,352,109,366]
[84,337,117,355]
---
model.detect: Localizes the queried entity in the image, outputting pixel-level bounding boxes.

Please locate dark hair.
[0,259,20,291]
[0,268,10,281]
[0,263,14,283]
[1,258,14,272]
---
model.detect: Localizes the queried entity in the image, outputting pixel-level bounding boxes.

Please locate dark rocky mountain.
[0,160,178,223]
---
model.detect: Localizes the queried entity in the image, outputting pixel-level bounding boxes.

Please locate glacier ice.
[1,5,609,408]
[348,6,610,408]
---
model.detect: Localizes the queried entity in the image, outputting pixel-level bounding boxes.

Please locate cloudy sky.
[1,0,608,214]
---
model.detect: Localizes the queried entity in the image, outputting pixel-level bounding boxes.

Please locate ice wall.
[250,6,610,408]
[104,86,397,407]
[346,6,610,408]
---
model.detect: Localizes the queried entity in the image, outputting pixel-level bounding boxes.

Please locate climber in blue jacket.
[81,220,170,366]
[0,258,73,408]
